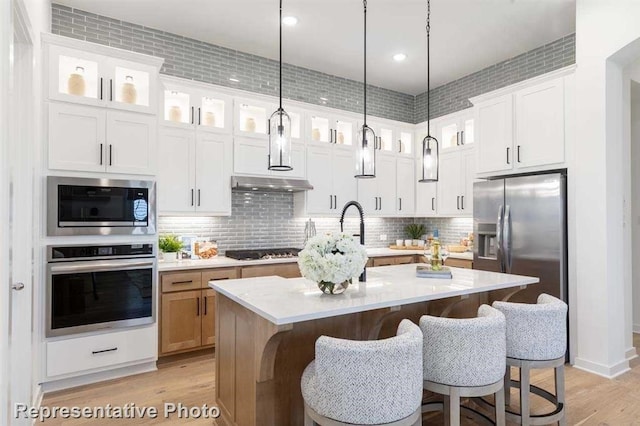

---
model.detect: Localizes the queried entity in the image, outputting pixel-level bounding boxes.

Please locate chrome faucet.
[339,200,366,282]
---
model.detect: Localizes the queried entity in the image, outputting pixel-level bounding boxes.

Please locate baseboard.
[31,385,43,426]
[625,346,638,361]
[633,324,640,334]
[573,357,630,379]
[40,361,157,393]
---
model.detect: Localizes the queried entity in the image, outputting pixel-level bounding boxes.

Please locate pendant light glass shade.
[419,135,439,182]
[355,124,376,178]
[268,108,292,171]
[268,0,293,171]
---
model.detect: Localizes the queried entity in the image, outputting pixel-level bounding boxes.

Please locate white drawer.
[47,326,157,378]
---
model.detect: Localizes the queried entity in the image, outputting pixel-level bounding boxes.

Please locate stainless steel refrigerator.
[473,172,567,304]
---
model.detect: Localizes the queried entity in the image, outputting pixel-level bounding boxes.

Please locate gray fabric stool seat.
[492,293,568,426]
[301,319,423,426]
[420,305,507,426]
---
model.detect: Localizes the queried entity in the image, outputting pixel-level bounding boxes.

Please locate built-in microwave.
[47,176,156,236]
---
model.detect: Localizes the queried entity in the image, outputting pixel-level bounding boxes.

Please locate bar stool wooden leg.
[449,387,461,426]
[504,366,511,406]
[304,407,315,426]
[520,364,531,426]
[444,395,451,424]
[556,364,566,426]
[495,386,506,426]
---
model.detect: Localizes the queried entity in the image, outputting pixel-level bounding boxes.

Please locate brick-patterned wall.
[50,3,415,123]
[158,192,471,253]
[415,34,576,122]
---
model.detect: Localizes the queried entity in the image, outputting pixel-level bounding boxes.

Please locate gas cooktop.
[225,248,301,261]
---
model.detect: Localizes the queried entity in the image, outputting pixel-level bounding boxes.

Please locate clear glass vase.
[317,280,350,295]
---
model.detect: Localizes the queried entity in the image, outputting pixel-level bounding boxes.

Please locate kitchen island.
[210,264,538,426]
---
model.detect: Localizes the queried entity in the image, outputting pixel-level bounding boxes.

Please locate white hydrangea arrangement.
[297,233,368,292]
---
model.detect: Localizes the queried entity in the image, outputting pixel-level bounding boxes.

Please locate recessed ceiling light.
[393,53,407,62]
[282,16,298,26]
[229,77,240,82]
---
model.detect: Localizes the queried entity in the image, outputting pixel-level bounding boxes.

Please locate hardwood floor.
[41,336,640,425]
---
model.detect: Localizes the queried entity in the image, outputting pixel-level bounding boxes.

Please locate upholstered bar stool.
[493,294,568,426]
[420,305,506,426]
[301,319,423,426]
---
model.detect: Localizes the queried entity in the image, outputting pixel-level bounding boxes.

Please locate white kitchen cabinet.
[48,103,156,175]
[436,149,475,217]
[234,98,272,139]
[435,109,474,152]
[396,157,415,215]
[307,113,357,147]
[157,127,232,215]
[233,136,306,179]
[46,37,161,114]
[475,94,514,174]
[416,180,438,216]
[357,155,396,217]
[397,127,415,157]
[295,144,357,216]
[515,78,565,168]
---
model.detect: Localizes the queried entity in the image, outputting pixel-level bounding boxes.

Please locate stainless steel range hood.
[231,176,313,193]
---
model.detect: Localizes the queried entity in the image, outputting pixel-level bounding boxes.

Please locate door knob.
[12,282,24,291]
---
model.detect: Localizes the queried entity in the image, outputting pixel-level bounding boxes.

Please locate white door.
[515,78,565,168]
[3,18,35,425]
[233,136,269,176]
[157,127,195,213]
[461,149,476,216]
[396,157,415,215]
[48,102,106,172]
[476,94,514,174]
[106,111,156,175]
[437,152,462,216]
[305,145,334,214]
[377,155,397,216]
[333,148,358,211]
[195,133,232,215]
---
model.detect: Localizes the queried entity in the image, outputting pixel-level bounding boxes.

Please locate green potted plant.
[159,234,182,262]
[405,224,426,247]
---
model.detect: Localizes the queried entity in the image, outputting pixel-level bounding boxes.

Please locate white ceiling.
[56,0,576,95]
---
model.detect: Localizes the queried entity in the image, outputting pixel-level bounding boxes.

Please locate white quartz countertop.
[210,263,538,325]
[158,248,473,272]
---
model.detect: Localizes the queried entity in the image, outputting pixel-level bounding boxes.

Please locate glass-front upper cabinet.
[46,36,161,114]
[306,113,356,147]
[163,88,192,126]
[234,98,275,139]
[398,129,414,156]
[435,108,474,151]
[378,126,394,153]
[308,114,331,144]
[334,117,355,147]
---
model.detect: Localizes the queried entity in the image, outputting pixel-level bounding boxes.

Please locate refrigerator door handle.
[504,205,513,273]
[497,205,504,272]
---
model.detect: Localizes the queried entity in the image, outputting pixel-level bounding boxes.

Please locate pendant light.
[268,0,293,171]
[419,0,439,183]
[355,0,376,178]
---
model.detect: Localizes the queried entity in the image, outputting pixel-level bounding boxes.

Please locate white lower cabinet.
[295,145,357,216]
[396,157,415,215]
[437,149,475,217]
[46,326,156,378]
[48,102,156,175]
[158,126,231,215]
[233,136,306,179]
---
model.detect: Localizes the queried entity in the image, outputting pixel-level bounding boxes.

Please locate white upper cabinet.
[307,113,357,148]
[105,111,156,175]
[472,69,573,176]
[514,78,565,168]
[47,39,161,114]
[357,155,396,217]
[436,149,475,217]
[194,132,232,214]
[396,157,415,215]
[435,108,475,152]
[397,128,415,157]
[234,98,273,139]
[475,94,514,174]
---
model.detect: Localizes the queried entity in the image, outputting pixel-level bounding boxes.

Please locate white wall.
[574,0,640,378]
[631,79,640,334]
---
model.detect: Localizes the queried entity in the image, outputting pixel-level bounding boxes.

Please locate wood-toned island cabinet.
[159,267,238,356]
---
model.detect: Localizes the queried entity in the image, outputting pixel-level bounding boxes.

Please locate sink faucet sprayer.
[339,201,366,282]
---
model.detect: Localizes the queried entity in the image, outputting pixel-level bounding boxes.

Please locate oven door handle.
[49,259,155,274]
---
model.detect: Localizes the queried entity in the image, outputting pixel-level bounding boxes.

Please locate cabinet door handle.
[432,197,435,211]
[190,106,194,124]
[329,128,333,143]
[334,195,337,209]
[99,143,103,165]
[191,189,194,206]
[461,130,465,145]
[330,195,333,209]
[517,145,521,163]
[92,347,118,355]
[198,107,202,125]
[197,189,201,207]
[204,296,207,315]
[109,144,113,166]
[173,280,193,285]
[334,129,338,144]
[99,78,103,100]
[109,79,113,102]
[457,195,460,210]
[461,195,465,210]
[379,197,382,211]
[456,132,460,146]
[197,297,200,316]
[506,147,510,164]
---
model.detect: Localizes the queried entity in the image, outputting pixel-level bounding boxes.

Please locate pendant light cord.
[279,0,283,112]
[426,0,431,137]
[363,0,367,126]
